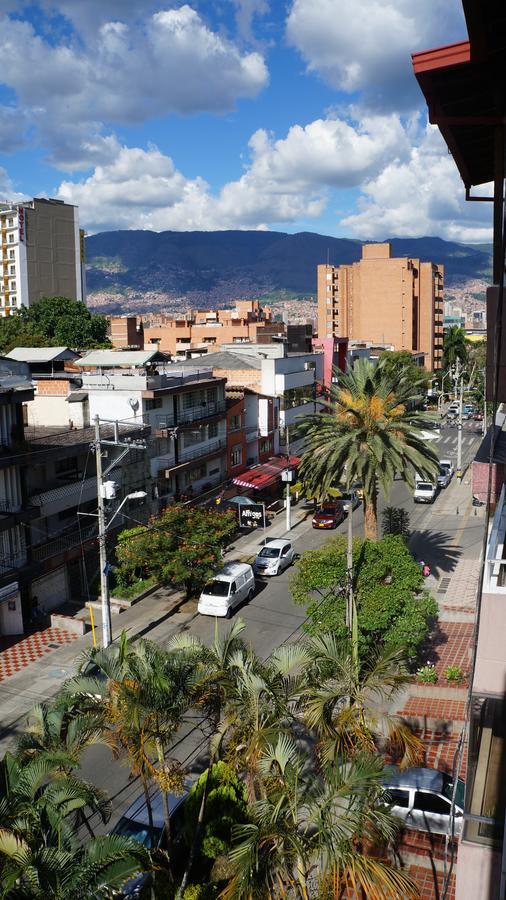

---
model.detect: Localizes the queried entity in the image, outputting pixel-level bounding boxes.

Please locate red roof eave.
[412,40,471,75]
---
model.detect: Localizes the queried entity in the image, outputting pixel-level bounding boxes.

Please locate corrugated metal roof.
[6,347,79,363]
[179,351,262,370]
[76,350,168,367]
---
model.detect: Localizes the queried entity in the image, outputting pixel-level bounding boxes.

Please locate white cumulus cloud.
[56,112,411,232]
[0,5,268,168]
[286,0,467,111]
[341,125,493,243]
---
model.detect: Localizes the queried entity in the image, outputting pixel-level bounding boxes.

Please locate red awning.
[232,454,300,491]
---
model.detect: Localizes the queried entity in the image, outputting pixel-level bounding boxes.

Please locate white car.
[253,539,294,576]
[414,481,437,503]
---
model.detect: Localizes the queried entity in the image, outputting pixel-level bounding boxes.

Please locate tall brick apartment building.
[317,242,444,371]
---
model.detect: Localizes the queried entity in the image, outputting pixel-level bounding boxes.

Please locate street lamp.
[98,490,147,648]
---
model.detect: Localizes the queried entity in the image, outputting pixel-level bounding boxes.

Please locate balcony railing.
[177,399,226,425]
[31,523,98,562]
[0,552,27,574]
[178,437,226,464]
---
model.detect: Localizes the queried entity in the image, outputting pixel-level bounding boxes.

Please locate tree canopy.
[115,505,237,598]
[298,358,440,539]
[378,350,430,392]
[0,296,110,353]
[443,325,468,369]
[290,534,437,660]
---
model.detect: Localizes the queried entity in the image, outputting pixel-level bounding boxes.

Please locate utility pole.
[282,424,293,532]
[94,416,111,648]
[93,415,147,648]
[483,366,487,436]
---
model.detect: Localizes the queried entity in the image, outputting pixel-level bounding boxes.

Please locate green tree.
[0,296,110,354]
[115,505,237,598]
[298,358,440,539]
[222,735,419,900]
[290,534,437,659]
[183,762,248,868]
[301,634,422,767]
[443,325,468,369]
[381,506,410,539]
[378,350,430,393]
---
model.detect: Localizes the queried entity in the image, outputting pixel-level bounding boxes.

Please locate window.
[8,218,13,227]
[230,445,242,467]
[229,414,242,431]
[8,234,14,243]
[9,265,15,275]
[386,789,410,809]
[207,422,218,439]
[414,793,451,816]
[183,428,205,448]
[260,437,272,455]
[145,397,163,411]
[9,250,14,259]
[465,696,506,846]
[55,456,78,479]
[281,384,314,410]
[208,465,220,476]
[187,465,205,483]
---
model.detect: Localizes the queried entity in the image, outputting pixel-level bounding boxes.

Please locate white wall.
[32,567,69,613]
[87,389,145,424]
[0,583,24,635]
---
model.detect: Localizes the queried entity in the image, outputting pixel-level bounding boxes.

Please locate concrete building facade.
[0,198,85,316]
[317,243,444,371]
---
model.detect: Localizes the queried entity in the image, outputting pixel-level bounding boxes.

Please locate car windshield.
[417,484,433,491]
[443,779,465,809]
[320,508,337,515]
[259,547,280,559]
[203,580,230,597]
[114,818,163,849]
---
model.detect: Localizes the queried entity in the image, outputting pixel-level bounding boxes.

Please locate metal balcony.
[31,522,98,562]
[176,399,226,425]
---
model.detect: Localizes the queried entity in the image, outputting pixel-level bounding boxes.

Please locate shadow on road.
[408,528,461,576]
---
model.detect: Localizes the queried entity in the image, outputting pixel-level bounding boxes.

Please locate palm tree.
[221,735,419,900]
[298,358,440,539]
[0,750,151,899]
[300,634,423,769]
[0,829,152,899]
[443,325,468,369]
[17,701,103,766]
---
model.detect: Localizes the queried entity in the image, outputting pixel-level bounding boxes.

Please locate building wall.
[0,198,83,315]
[227,396,247,478]
[108,316,144,349]
[316,244,443,370]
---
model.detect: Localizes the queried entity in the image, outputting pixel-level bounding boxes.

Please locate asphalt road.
[80,421,484,833]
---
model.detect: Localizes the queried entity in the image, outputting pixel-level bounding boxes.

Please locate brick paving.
[400,697,467,721]
[0,628,78,682]
[394,549,479,900]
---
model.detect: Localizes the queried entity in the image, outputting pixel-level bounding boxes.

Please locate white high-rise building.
[0,197,86,317]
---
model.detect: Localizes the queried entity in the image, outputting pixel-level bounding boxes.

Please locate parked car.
[440,458,454,478]
[381,766,465,836]
[437,465,451,489]
[198,562,255,618]
[334,489,360,513]
[414,480,437,503]
[473,411,484,421]
[111,784,191,896]
[312,503,345,529]
[253,539,294,576]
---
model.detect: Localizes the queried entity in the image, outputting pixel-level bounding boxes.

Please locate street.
[76,421,484,833]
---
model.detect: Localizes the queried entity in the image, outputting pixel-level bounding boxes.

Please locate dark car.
[312,503,345,529]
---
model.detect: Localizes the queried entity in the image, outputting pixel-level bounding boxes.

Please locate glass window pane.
[414,793,451,815]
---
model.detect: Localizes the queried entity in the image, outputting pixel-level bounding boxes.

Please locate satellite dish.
[128,397,139,412]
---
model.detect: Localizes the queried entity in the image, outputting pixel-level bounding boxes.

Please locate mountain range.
[85,230,491,313]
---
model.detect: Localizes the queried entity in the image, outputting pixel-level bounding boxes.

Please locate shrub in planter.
[416,663,438,684]
[444,665,464,684]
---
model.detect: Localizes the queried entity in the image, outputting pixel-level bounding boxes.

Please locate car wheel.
[225,607,232,619]
[248,589,254,602]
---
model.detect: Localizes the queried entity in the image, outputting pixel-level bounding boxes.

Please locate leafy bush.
[381,506,410,539]
[416,664,438,684]
[290,535,437,659]
[115,505,237,598]
[184,762,248,862]
[444,665,464,684]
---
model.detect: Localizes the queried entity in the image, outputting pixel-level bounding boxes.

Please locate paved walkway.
[0,627,78,682]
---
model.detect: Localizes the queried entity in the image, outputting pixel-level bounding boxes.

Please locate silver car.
[381,767,465,836]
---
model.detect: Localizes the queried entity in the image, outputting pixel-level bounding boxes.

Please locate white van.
[198,562,255,618]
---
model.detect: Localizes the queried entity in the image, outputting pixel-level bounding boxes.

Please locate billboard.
[239,503,266,529]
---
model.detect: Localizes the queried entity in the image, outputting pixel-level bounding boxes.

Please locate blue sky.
[0,0,493,242]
